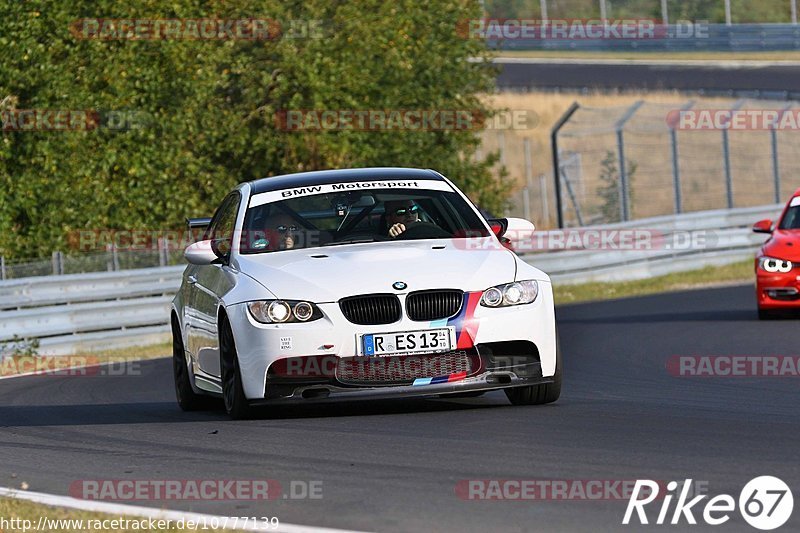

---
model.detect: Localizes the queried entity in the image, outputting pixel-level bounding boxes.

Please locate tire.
[505,339,562,406]
[220,316,253,420]
[758,308,777,320]
[172,317,215,411]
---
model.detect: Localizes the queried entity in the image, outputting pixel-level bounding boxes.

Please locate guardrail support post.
[615,100,644,222]
[51,251,64,275]
[551,102,580,228]
[158,238,167,267]
[722,99,745,209]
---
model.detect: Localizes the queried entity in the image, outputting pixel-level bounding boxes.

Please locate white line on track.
[0,363,367,533]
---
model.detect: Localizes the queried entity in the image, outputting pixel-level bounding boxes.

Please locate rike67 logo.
[624,477,793,530]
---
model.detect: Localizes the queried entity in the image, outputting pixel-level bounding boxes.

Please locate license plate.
[361,328,454,357]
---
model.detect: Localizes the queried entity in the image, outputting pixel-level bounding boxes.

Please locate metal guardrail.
[0,204,784,355]
[0,266,183,355]
[519,204,781,283]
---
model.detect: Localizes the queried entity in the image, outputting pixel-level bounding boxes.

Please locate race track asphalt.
[1,284,798,532]
[494,58,800,98]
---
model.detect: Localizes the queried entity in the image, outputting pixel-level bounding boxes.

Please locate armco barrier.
[0,204,783,355]
[0,266,183,355]
[519,204,781,283]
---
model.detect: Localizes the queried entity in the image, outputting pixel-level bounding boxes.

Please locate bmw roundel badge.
[392,281,407,290]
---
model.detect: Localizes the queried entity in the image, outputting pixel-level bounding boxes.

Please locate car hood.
[234,239,522,302]
[760,229,800,262]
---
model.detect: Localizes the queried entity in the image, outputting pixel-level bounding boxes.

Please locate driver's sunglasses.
[275,224,298,233]
[392,205,419,217]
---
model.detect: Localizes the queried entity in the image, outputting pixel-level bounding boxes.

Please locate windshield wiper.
[322,238,379,247]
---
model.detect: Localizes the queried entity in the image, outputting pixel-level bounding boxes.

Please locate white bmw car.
[172,167,560,419]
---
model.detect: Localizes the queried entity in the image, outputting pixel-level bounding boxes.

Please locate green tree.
[0,0,508,258]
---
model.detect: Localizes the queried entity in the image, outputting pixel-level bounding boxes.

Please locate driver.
[385,200,421,238]
[263,211,299,250]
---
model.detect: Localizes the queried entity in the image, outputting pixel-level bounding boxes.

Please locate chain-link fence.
[547,99,800,227]
[0,243,185,280]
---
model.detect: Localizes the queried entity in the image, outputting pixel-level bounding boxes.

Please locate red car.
[753,190,800,319]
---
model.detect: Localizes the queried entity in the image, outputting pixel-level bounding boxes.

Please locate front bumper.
[226,283,557,401]
[250,371,551,405]
[756,269,800,309]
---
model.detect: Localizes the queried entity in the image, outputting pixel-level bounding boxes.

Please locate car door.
[186,192,241,382]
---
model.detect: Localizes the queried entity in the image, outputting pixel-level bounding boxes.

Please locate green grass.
[96,341,172,361]
[554,260,753,305]
[494,50,800,61]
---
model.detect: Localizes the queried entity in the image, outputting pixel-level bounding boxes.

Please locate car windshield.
[779,203,800,229]
[240,186,489,254]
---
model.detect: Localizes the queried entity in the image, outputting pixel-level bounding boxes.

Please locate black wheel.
[172,317,215,411]
[220,316,253,420]
[758,309,772,320]
[505,339,562,406]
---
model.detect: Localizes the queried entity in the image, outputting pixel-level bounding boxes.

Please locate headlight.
[481,280,539,307]
[247,300,323,323]
[759,256,793,273]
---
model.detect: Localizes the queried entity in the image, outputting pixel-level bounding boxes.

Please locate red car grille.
[335,351,475,386]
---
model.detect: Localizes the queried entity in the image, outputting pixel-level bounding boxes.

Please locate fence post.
[551,102,580,228]
[670,101,694,214]
[660,0,669,25]
[615,100,644,222]
[112,243,120,271]
[539,174,550,226]
[0,255,5,280]
[771,103,793,203]
[722,99,745,209]
[158,237,167,267]
[793,0,798,24]
[540,0,548,21]
[523,138,533,221]
[51,251,64,275]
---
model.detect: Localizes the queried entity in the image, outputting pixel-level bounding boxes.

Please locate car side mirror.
[186,217,212,242]
[752,219,773,234]
[487,217,536,238]
[487,218,508,238]
[185,240,220,265]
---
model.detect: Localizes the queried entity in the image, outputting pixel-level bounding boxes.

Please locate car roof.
[248,167,444,195]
